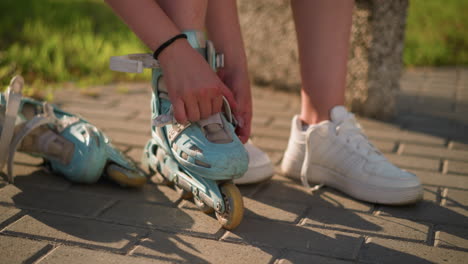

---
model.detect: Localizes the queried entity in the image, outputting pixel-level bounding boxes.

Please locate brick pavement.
[1,68,467,263]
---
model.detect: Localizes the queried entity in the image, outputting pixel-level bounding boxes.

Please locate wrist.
[157,39,192,67]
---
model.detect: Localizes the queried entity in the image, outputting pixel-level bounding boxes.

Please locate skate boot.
[0,76,146,187]
[110,31,249,229]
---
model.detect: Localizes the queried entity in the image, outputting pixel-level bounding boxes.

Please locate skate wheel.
[215,183,244,230]
[106,164,146,188]
[175,185,193,199]
[194,196,214,214]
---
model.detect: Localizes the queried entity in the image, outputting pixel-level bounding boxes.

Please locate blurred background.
[0,0,466,98]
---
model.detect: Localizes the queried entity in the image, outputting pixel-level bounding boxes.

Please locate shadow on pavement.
[5,168,212,264]
[235,176,467,263]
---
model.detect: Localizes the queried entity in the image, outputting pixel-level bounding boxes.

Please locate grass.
[0,0,466,92]
[404,0,468,66]
[0,0,150,92]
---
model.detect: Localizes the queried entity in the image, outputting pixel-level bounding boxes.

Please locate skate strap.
[6,103,58,183]
[0,76,24,171]
[110,53,160,73]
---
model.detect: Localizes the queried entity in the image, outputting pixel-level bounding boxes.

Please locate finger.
[172,98,188,124]
[212,96,223,114]
[219,83,237,111]
[236,124,250,144]
[184,96,201,122]
[198,96,212,119]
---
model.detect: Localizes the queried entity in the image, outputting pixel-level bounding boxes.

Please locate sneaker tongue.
[330,106,349,124]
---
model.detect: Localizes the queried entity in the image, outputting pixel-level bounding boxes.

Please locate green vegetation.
[0,0,149,92]
[0,0,466,92]
[404,0,468,66]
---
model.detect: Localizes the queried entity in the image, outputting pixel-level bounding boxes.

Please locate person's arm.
[206,0,252,143]
[105,0,236,124]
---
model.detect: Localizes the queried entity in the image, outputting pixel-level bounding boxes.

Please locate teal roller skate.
[110,31,248,229]
[0,76,146,187]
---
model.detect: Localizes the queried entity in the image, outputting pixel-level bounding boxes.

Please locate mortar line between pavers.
[0,210,26,232]
[27,243,56,264]
[425,223,436,247]
[124,230,151,256]
[1,230,134,255]
[302,223,429,245]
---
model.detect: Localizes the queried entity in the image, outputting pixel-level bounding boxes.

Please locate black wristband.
[153,33,187,60]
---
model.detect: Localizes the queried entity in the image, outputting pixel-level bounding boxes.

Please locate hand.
[158,40,237,124]
[217,66,252,144]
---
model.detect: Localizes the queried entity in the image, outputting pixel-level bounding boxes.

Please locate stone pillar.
[237,0,408,120]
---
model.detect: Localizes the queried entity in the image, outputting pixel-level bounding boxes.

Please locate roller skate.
[110,31,249,229]
[0,76,146,187]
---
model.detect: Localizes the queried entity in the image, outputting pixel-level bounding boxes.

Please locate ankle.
[299,114,329,126]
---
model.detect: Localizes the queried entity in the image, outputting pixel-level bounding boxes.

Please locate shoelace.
[335,113,383,158]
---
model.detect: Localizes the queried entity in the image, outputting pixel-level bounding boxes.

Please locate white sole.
[303,164,423,205]
[234,163,274,185]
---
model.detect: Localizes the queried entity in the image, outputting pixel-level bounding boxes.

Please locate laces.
[335,113,383,158]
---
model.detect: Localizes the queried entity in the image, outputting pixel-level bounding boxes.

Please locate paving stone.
[252,115,273,126]
[39,246,159,264]
[359,237,468,264]
[252,178,373,213]
[69,182,180,206]
[105,130,149,147]
[86,116,150,134]
[5,213,146,250]
[0,184,112,216]
[412,169,468,189]
[223,218,363,259]
[442,189,468,220]
[62,105,136,120]
[435,225,468,250]
[251,125,290,139]
[134,230,276,264]
[10,167,71,191]
[304,207,429,242]
[243,196,306,223]
[378,198,466,227]
[370,140,395,153]
[253,136,289,152]
[0,235,52,264]
[357,118,401,131]
[99,201,222,236]
[279,251,354,264]
[386,154,440,172]
[365,129,446,146]
[444,160,468,175]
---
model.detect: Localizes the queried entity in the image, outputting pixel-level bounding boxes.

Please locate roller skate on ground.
[0,76,146,187]
[110,31,249,229]
[281,106,423,205]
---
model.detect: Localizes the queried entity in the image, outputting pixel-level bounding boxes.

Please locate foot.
[281,106,423,205]
[233,140,274,185]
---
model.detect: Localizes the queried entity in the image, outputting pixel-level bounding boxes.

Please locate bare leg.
[291,0,354,124]
[156,0,207,31]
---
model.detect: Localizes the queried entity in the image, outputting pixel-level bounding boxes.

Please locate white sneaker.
[281,106,423,205]
[234,140,274,185]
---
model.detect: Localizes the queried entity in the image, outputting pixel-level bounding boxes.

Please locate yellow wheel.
[215,183,244,230]
[106,164,146,188]
[175,185,193,199]
[194,196,215,214]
